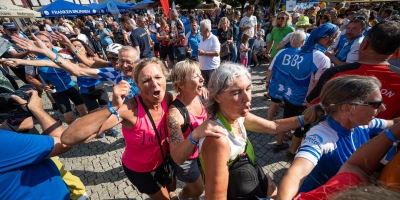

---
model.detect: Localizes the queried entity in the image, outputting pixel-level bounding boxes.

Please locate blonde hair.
[218,17,230,29]
[273,11,292,27]
[290,30,306,48]
[133,58,168,86]
[171,59,201,93]
[303,75,381,124]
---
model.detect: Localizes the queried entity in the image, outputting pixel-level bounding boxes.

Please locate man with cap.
[2,22,32,84]
[325,18,366,66]
[292,13,300,28]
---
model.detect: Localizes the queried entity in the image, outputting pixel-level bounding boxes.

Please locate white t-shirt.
[198,34,220,70]
[254,38,264,50]
[239,15,257,38]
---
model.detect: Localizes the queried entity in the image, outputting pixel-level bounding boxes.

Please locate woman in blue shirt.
[229,10,241,63]
[278,75,395,200]
[95,22,114,48]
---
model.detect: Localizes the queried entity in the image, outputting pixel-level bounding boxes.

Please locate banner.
[160,0,169,17]
[107,1,120,18]
[286,0,296,12]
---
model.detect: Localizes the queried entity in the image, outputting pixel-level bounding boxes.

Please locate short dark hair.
[119,16,132,24]
[189,16,197,24]
[382,8,393,16]
[366,21,400,55]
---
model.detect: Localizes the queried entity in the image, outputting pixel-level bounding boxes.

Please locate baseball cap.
[2,22,18,30]
[65,34,78,39]
[293,13,300,18]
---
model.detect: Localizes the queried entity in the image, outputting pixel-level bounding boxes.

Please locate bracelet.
[384,129,398,162]
[189,132,199,145]
[52,53,62,65]
[107,102,120,121]
[298,115,305,131]
[42,119,62,135]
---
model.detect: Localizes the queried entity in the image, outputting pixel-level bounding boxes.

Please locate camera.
[0,84,36,119]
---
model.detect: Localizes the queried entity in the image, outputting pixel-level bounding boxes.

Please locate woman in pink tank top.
[62,58,226,200]
[167,60,209,199]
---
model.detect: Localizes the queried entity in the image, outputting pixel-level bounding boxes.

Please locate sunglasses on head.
[351,100,383,109]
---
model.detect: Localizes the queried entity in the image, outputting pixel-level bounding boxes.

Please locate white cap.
[293,13,300,18]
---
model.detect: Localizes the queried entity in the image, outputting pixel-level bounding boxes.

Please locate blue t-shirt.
[181,16,190,27]
[0,130,69,199]
[186,31,202,57]
[336,35,363,63]
[297,117,388,192]
[283,44,330,105]
[37,47,75,92]
[77,76,102,94]
[96,28,113,46]
[268,48,301,101]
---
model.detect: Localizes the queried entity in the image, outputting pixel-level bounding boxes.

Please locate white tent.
[0,3,41,18]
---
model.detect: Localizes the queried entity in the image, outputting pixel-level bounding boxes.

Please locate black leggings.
[283,99,310,138]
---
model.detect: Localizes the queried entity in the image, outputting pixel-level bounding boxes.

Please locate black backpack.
[227,142,269,200]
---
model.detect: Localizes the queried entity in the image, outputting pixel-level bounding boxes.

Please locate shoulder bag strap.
[138,96,165,158]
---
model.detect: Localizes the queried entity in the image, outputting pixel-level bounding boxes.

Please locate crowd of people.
[1,1,400,200]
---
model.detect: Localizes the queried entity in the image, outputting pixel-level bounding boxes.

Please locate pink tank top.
[180,98,208,159]
[121,96,168,172]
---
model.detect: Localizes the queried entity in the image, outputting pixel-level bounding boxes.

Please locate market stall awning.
[0,3,41,18]
[131,0,155,10]
[37,0,96,17]
[95,0,132,14]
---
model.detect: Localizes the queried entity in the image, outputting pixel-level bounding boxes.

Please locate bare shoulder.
[164,92,175,105]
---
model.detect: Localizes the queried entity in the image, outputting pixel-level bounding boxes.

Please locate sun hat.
[296,16,311,26]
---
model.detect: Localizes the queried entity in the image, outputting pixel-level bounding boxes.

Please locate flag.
[160,0,170,17]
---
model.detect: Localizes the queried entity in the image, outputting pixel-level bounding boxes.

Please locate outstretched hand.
[11,34,49,55]
[50,31,72,47]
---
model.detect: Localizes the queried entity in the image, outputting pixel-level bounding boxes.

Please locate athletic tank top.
[179,97,208,159]
[121,96,168,172]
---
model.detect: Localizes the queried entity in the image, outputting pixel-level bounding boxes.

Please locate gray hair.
[148,14,155,19]
[303,75,381,124]
[200,19,212,32]
[170,9,179,17]
[290,30,306,47]
[136,15,146,22]
[357,8,370,20]
[205,62,251,119]
[119,46,138,58]
[95,21,104,27]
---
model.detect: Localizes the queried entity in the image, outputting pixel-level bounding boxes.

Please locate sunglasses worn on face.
[109,56,118,61]
[352,100,383,109]
[277,17,286,20]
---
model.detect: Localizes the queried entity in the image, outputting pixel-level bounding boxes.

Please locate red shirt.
[295,172,363,200]
[307,63,400,119]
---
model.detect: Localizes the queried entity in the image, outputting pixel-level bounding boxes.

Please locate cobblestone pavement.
[25,63,293,200]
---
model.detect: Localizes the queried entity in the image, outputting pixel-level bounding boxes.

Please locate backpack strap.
[171,99,193,133]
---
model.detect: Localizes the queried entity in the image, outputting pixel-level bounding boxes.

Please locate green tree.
[174,0,203,9]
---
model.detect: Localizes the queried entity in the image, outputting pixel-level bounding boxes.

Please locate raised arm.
[244,113,304,134]
[61,81,130,145]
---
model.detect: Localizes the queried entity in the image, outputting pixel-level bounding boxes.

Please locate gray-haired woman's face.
[214,74,252,119]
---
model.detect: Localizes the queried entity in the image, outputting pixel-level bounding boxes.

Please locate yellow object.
[282,5,286,11]
[51,157,87,200]
[313,12,317,16]
[320,2,326,8]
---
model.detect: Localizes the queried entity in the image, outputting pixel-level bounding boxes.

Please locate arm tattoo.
[168,109,184,146]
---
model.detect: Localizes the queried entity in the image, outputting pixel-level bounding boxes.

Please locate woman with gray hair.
[278,75,395,200]
[198,62,310,199]
[94,22,114,48]
[198,19,220,87]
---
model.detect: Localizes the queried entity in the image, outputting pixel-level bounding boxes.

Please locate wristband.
[298,115,305,131]
[52,53,62,65]
[384,129,398,162]
[189,132,199,145]
[42,119,62,135]
[107,102,120,121]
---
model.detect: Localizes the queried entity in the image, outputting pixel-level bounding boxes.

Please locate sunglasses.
[109,56,119,61]
[277,17,286,20]
[352,100,383,109]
